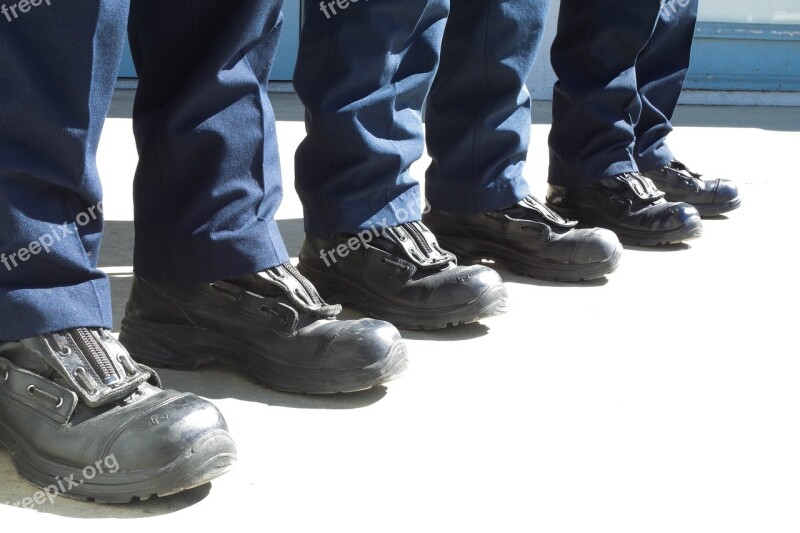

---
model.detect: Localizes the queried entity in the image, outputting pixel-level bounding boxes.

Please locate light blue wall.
[686,22,800,91]
[272,0,301,81]
[119,7,800,94]
[117,0,300,81]
[119,39,135,78]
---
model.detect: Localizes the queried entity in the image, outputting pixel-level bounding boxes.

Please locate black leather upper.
[0,329,232,474]
[546,173,701,234]
[641,160,740,208]
[423,196,621,267]
[299,223,504,313]
[124,265,404,373]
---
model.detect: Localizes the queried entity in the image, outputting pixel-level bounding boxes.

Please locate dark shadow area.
[401,322,490,341]
[99,219,306,271]
[670,104,800,132]
[531,104,555,125]
[99,219,308,330]
[0,456,212,518]
[455,259,610,287]
[494,266,611,288]
[99,221,135,331]
[99,221,134,267]
[107,89,135,119]
[701,214,730,222]
[623,242,692,252]
[276,217,306,258]
[270,92,307,122]
[156,366,388,409]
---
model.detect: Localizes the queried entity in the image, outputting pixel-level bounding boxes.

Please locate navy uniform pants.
[295,0,697,235]
[0,0,289,341]
[1,0,697,340]
[548,0,699,186]
[294,0,552,236]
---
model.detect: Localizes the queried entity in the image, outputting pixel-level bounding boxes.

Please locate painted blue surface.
[116,0,301,81]
[118,15,800,92]
[272,0,301,81]
[118,39,136,78]
[686,22,800,91]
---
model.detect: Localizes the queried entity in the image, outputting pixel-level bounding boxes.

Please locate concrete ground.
[1,92,799,532]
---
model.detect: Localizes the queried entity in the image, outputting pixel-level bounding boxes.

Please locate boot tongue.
[669,160,702,181]
[231,263,341,319]
[497,196,576,228]
[615,173,665,200]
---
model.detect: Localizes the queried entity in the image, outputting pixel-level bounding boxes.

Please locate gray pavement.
[1,92,799,532]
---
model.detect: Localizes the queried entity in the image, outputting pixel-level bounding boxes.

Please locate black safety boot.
[641,160,741,217]
[120,263,408,394]
[297,222,508,330]
[423,196,622,282]
[0,328,237,503]
[546,173,704,246]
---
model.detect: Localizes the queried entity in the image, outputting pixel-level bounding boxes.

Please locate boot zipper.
[403,222,434,256]
[72,328,120,386]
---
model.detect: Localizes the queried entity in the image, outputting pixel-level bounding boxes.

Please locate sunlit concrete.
[1,92,798,532]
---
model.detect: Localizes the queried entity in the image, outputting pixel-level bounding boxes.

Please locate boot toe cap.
[572,228,622,264]
[713,179,740,205]
[109,391,236,473]
[323,319,405,371]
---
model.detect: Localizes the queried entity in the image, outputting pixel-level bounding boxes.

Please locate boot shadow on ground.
[0,456,213,518]
[620,215,730,254]
[472,260,611,288]
[623,242,692,252]
[101,219,388,410]
[400,321,490,341]
[156,366,389,410]
[501,269,610,287]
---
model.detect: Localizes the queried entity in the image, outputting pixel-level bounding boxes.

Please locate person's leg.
[421,0,621,282]
[128,0,288,281]
[0,1,236,503]
[634,0,698,172]
[0,0,121,341]
[294,0,448,238]
[545,0,702,246]
[293,0,507,330]
[634,0,741,216]
[548,0,662,186]
[424,0,548,212]
[121,0,408,390]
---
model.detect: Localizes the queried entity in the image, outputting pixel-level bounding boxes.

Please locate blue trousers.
[548,0,698,186]
[634,0,699,171]
[0,0,288,341]
[294,0,551,237]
